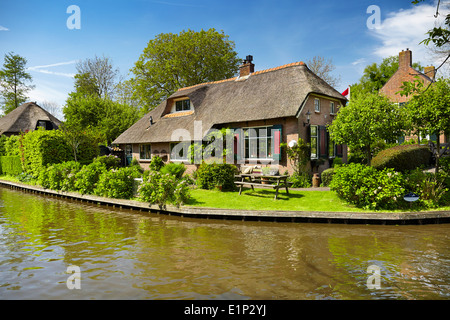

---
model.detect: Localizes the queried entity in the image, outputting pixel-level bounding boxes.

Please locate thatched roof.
[0,102,62,135]
[113,62,347,144]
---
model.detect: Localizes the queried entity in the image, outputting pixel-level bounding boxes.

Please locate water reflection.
[0,187,448,300]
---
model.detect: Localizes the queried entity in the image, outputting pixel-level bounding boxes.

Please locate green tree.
[402,78,450,174]
[350,56,423,99]
[63,94,139,145]
[0,52,34,114]
[75,55,121,99]
[129,28,241,112]
[328,93,407,165]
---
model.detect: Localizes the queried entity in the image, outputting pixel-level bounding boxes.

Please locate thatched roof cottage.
[113,57,347,174]
[0,102,61,136]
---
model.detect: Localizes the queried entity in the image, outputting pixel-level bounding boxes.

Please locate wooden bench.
[235,174,289,200]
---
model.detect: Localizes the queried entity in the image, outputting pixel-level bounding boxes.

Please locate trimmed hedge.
[0,156,23,176]
[371,144,432,172]
[21,129,99,176]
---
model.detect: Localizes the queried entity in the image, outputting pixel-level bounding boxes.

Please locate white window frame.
[243,126,274,161]
[172,98,192,113]
[170,141,191,162]
[310,125,319,159]
[139,144,151,160]
[314,98,320,112]
[330,101,335,115]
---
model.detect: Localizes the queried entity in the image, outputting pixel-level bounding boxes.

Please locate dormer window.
[175,99,191,112]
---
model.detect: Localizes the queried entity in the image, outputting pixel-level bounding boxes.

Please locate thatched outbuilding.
[0,102,61,136]
[113,57,348,174]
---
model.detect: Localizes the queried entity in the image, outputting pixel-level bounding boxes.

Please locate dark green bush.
[149,155,165,171]
[93,155,121,170]
[138,170,190,208]
[371,144,432,172]
[288,172,311,188]
[94,166,141,199]
[330,163,407,210]
[320,168,335,187]
[38,161,81,191]
[196,163,237,191]
[404,168,449,208]
[160,162,186,179]
[0,156,23,176]
[74,161,107,195]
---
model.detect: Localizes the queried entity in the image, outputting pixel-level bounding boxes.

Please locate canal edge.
[1,179,449,225]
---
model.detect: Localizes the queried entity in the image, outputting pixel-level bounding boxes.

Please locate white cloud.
[0,25,9,31]
[28,60,78,78]
[351,58,366,66]
[368,2,448,67]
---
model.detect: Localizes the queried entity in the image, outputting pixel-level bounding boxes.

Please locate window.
[170,141,191,162]
[330,101,335,114]
[329,140,336,158]
[310,125,318,159]
[175,99,191,112]
[243,127,273,160]
[314,98,320,112]
[139,144,151,160]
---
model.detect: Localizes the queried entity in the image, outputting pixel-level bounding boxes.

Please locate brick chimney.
[239,55,254,77]
[424,65,436,80]
[399,48,412,69]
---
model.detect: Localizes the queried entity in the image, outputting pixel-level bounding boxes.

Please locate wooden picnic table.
[234,174,290,200]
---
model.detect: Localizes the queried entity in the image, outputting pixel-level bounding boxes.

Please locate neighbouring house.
[113,56,348,175]
[379,48,448,144]
[0,102,61,136]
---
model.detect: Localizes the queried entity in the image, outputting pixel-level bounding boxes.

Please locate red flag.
[341,88,349,96]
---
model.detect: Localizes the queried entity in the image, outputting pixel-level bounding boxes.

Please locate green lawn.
[185,187,450,213]
[185,187,366,212]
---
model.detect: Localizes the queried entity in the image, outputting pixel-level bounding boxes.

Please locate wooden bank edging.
[1,179,449,225]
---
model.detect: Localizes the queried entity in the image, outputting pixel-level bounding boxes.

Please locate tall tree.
[129,28,241,112]
[306,56,341,88]
[328,93,407,165]
[350,56,423,99]
[75,55,121,99]
[402,78,450,174]
[63,94,139,145]
[0,52,34,114]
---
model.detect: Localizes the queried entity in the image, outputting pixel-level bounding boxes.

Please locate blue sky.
[0,0,447,118]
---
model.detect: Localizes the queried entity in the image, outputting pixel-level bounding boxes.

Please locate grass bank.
[185,187,450,213]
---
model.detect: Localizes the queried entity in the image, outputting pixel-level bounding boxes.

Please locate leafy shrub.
[160,162,186,179]
[288,172,311,188]
[320,168,335,187]
[405,169,449,208]
[371,144,432,172]
[74,161,107,194]
[0,156,23,176]
[330,163,406,210]
[93,155,121,170]
[3,135,21,157]
[196,163,237,190]
[438,157,450,188]
[332,157,343,168]
[38,161,81,191]
[149,155,165,171]
[94,166,141,199]
[138,170,190,208]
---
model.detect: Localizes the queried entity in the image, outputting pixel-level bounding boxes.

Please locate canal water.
[0,187,448,300]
